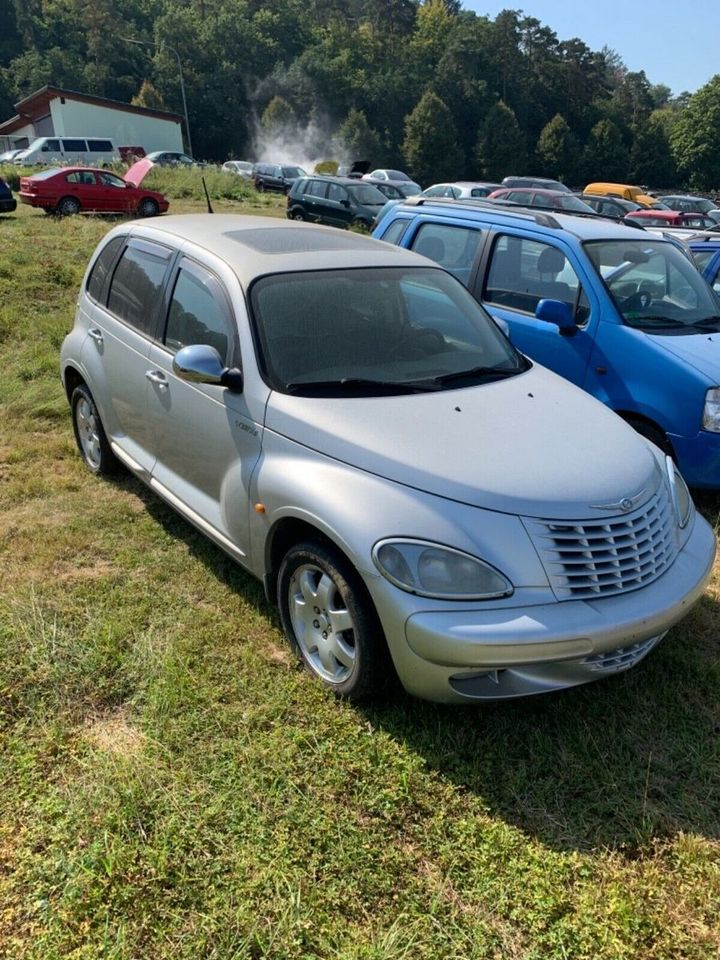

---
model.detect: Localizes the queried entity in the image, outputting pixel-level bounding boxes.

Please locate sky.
[463,0,717,96]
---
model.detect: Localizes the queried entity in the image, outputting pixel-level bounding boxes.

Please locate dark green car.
[286,176,387,229]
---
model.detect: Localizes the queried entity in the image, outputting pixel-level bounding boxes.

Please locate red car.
[19,159,168,217]
[624,209,718,230]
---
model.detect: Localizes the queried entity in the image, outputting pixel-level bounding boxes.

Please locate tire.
[256,180,265,193]
[70,384,120,476]
[138,197,159,218]
[56,196,81,217]
[625,417,673,457]
[290,209,306,221]
[277,540,391,701]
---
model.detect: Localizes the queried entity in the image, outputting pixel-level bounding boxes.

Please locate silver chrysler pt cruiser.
[61,216,715,703]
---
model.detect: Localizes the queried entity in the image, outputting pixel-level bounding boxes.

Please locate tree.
[131,80,167,111]
[475,100,526,180]
[671,75,720,190]
[536,113,579,183]
[336,108,382,161]
[583,119,628,181]
[403,89,463,184]
[629,116,676,188]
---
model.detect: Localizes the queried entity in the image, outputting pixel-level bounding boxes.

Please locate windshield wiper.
[284,377,441,395]
[425,364,524,387]
[690,315,720,329]
[623,315,686,329]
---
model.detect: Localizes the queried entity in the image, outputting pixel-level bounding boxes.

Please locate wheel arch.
[62,363,87,402]
[263,516,353,602]
[615,409,675,457]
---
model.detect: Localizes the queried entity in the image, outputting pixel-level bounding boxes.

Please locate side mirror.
[340,198,351,208]
[173,344,243,390]
[535,298,577,336]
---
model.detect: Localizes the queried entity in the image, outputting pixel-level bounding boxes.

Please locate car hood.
[647,329,720,382]
[265,364,659,519]
[124,158,155,188]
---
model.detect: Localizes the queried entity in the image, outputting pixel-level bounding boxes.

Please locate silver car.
[61,216,715,703]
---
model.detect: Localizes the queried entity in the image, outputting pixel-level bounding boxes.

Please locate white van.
[14,136,120,167]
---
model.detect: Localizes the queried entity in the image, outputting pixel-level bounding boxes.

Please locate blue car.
[690,235,720,295]
[0,175,16,214]
[374,198,720,487]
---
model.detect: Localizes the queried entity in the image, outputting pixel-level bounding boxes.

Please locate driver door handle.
[145,369,168,388]
[88,328,103,344]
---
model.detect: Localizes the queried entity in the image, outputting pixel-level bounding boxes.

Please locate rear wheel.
[277,540,391,701]
[57,196,81,217]
[71,384,120,476]
[138,197,159,218]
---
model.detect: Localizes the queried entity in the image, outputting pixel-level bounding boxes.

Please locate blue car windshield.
[585,239,720,330]
[250,267,528,395]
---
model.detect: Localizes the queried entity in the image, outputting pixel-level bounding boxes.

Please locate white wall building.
[0,86,184,154]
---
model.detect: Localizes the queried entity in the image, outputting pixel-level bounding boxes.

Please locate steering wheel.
[622,290,653,312]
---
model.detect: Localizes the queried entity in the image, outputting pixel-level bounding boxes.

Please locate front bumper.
[380,511,715,702]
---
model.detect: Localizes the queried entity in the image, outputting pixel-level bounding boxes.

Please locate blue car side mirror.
[535,298,577,336]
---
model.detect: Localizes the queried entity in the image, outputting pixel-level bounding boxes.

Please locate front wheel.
[290,209,306,221]
[277,540,390,701]
[138,197,159,217]
[57,196,81,217]
[71,384,120,475]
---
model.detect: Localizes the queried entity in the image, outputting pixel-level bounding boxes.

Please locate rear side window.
[107,240,173,336]
[86,236,126,304]
[379,218,409,246]
[66,171,96,184]
[410,223,483,282]
[88,139,113,152]
[62,139,86,151]
[164,262,233,364]
[307,180,327,198]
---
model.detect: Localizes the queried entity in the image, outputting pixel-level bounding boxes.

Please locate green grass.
[0,201,719,959]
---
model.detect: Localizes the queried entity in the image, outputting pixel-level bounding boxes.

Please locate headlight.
[665,457,693,528]
[372,539,513,600]
[702,387,720,432]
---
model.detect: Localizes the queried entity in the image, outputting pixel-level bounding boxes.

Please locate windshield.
[385,170,410,181]
[250,267,528,395]
[348,183,386,205]
[282,166,306,178]
[27,167,62,180]
[557,195,596,213]
[585,239,720,331]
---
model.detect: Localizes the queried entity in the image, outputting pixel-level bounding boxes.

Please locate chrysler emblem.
[591,489,647,512]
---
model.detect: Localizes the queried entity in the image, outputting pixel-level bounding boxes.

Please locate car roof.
[494,187,566,196]
[385,197,660,241]
[122,214,436,286]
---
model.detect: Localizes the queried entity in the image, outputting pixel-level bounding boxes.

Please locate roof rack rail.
[402,195,562,229]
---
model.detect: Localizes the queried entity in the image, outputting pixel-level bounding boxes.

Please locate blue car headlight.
[372,539,513,600]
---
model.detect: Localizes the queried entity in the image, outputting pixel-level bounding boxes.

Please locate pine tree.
[402,89,464,184]
[475,100,526,181]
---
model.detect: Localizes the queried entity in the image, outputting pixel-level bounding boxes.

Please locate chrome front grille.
[524,484,677,601]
